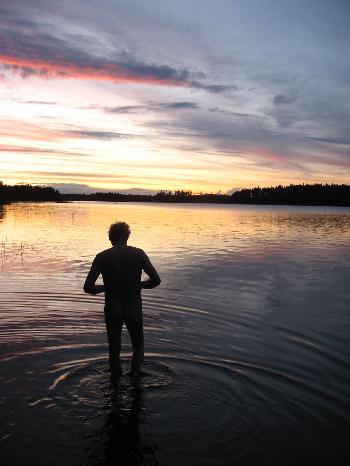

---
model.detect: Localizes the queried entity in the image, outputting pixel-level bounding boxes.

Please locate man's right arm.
[83,255,105,295]
[141,251,161,289]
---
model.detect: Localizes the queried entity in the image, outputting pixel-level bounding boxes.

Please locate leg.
[104,300,123,377]
[124,302,144,378]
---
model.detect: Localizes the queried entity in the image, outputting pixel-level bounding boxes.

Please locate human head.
[108,221,131,245]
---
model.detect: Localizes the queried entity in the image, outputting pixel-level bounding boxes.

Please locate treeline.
[63,184,350,206]
[230,184,350,206]
[0,182,62,202]
[63,189,232,204]
[1,182,349,206]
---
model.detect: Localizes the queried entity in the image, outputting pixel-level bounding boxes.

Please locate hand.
[92,285,105,295]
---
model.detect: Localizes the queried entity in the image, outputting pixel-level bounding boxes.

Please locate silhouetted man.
[84,221,161,378]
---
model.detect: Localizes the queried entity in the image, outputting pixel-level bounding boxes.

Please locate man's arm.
[141,252,161,289]
[83,255,105,295]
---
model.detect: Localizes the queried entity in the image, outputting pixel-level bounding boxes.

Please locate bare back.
[99,246,144,301]
[84,245,160,302]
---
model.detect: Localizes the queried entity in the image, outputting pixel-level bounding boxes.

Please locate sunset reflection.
[1,202,349,276]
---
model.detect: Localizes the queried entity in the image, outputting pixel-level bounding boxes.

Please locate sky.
[0,0,349,193]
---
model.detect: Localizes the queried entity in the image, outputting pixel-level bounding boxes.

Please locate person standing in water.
[84,221,161,378]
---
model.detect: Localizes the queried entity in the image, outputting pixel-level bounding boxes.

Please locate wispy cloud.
[60,130,132,140]
[0,144,91,157]
[104,101,199,114]
[208,107,251,117]
[306,136,350,146]
[0,119,136,142]
[0,9,234,93]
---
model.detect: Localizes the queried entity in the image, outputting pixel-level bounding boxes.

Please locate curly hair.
[108,221,131,244]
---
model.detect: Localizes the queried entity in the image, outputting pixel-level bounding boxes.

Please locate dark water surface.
[1,201,350,466]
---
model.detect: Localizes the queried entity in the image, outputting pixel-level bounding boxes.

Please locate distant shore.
[1,182,349,206]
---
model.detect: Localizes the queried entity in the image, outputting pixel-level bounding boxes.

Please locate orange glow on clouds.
[0,54,192,89]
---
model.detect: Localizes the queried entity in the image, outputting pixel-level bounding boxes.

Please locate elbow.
[83,284,93,294]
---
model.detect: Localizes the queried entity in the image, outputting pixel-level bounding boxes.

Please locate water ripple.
[1,202,350,465]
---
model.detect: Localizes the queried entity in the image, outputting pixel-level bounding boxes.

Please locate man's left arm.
[83,255,105,295]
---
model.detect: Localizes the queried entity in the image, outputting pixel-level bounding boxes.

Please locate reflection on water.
[84,376,158,466]
[1,202,350,465]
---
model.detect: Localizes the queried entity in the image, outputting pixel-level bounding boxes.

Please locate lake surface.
[1,201,350,466]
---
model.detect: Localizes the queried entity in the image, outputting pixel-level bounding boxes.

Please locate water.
[1,201,349,466]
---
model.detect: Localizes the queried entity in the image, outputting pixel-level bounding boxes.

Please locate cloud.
[0,9,234,93]
[226,187,241,195]
[0,144,91,157]
[48,183,158,195]
[273,93,297,105]
[208,107,251,117]
[7,169,215,187]
[24,100,57,105]
[104,101,199,114]
[140,107,329,173]
[104,105,145,114]
[162,102,199,110]
[0,119,137,142]
[3,97,58,105]
[201,84,238,93]
[11,171,134,180]
[60,130,132,140]
[306,136,350,146]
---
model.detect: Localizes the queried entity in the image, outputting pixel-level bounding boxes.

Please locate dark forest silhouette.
[63,184,350,206]
[230,184,350,206]
[0,182,62,202]
[1,181,349,206]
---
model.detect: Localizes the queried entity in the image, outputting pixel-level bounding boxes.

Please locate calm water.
[1,201,350,466]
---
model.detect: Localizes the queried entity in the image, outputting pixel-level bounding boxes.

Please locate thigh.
[104,299,123,347]
[124,300,144,348]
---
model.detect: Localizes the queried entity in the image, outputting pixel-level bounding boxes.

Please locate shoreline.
[1,199,350,208]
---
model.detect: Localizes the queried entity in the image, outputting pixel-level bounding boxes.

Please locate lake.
[1,201,350,466]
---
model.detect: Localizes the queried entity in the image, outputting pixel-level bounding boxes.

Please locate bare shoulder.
[126,246,147,262]
[95,247,114,260]
[127,245,146,256]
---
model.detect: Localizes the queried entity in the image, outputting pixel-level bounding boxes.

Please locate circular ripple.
[48,355,176,416]
[46,353,246,463]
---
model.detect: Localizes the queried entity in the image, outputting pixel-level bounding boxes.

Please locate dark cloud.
[273,94,297,105]
[104,101,199,114]
[197,84,238,93]
[163,102,199,109]
[105,105,145,114]
[208,107,251,117]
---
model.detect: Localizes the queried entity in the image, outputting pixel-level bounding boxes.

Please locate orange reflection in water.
[0,201,349,277]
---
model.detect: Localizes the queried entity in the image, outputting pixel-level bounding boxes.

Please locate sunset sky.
[1,0,349,193]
